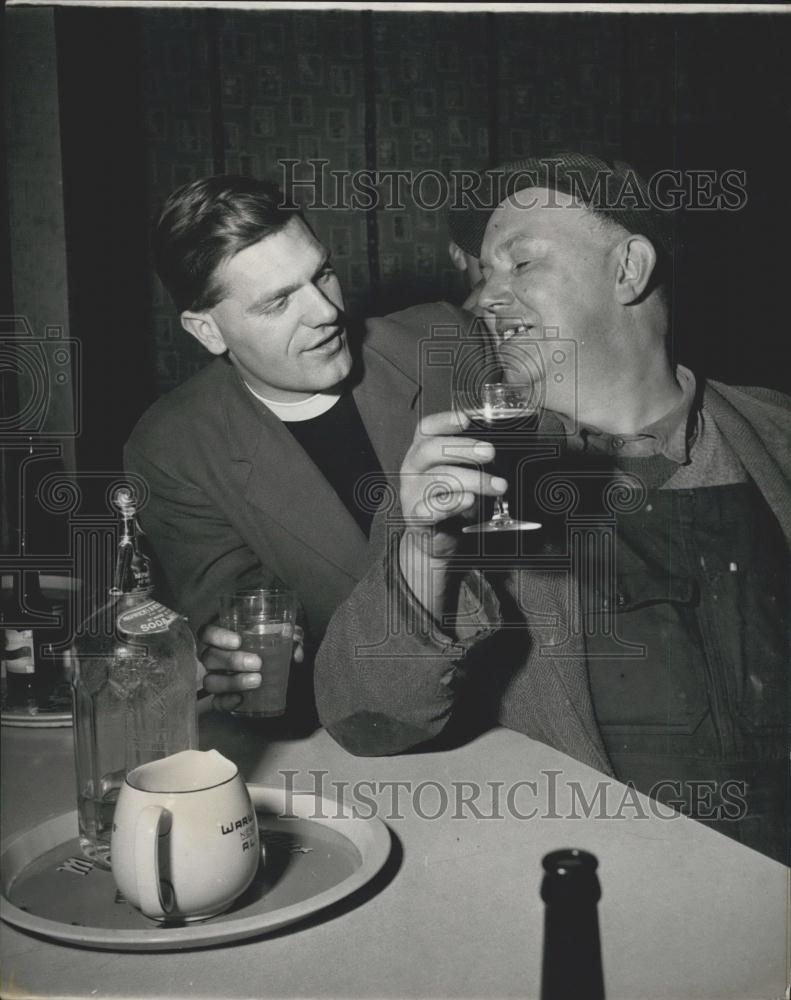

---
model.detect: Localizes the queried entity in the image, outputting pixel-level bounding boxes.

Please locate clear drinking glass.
[456,382,542,533]
[218,589,296,718]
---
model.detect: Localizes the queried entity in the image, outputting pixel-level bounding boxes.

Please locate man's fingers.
[416,409,469,437]
[413,468,504,520]
[440,438,495,464]
[428,465,506,496]
[414,492,473,522]
[212,692,244,713]
[200,624,242,649]
[407,435,494,473]
[291,625,305,664]
[201,646,262,674]
[204,669,262,695]
[410,464,505,506]
[202,614,303,715]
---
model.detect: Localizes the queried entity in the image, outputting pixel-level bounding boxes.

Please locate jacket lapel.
[352,343,421,487]
[704,380,791,544]
[222,364,372,581]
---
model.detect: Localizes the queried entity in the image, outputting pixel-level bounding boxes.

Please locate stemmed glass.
[456,382,542,534]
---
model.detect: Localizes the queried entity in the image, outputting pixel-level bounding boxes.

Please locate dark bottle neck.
[540,850,605,1000]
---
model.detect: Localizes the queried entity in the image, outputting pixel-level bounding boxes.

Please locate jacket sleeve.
[314,528,501,756]
[123,439,283,638]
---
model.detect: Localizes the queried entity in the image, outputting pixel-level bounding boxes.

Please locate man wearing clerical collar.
[125,174,480,725]
[315,153,790,864]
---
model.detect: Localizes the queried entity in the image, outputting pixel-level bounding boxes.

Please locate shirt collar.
[558,365,698,464]
[243,380,342,422]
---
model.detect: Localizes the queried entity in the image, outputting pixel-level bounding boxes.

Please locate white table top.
[1,709,787,1000]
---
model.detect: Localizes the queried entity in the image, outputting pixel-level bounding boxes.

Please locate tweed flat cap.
[447,151,675,260]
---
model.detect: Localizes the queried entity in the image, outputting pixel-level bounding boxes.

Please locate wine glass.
[456,382,542,534]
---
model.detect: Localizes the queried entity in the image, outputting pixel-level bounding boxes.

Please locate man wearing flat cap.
[315,152,790,863]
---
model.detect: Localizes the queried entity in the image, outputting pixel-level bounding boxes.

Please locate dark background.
[14,8,791,476]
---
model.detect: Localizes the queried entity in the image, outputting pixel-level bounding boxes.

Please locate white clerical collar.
[243,381,341,422]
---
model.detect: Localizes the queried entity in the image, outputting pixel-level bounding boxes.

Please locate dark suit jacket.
[124,302,481,645]
[314,379,791,767]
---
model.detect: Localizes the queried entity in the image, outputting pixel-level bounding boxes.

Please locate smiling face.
[478,189,625,420]
[195,217,351,403]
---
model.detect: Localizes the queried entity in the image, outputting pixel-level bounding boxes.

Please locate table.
[1,709,788,1000]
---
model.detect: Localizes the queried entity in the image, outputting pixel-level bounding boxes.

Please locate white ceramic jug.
[111,749,260,921]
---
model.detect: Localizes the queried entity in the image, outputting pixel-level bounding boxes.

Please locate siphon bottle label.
[117,601,178,636]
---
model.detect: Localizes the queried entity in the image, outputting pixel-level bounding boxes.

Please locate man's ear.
[180,311,227,355]
[613,235,657,304]
[448,240,468,273]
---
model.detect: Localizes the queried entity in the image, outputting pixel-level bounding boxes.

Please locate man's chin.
[307,345,353,391]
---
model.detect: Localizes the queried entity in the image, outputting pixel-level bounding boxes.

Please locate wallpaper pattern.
[140,11,673,394]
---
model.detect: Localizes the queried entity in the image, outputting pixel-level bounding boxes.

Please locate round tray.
[0,785,391,951]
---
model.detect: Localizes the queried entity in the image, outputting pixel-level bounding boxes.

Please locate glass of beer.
[455,382,543,533]
[218,589,296,717]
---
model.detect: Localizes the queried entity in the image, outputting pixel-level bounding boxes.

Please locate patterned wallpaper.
[139,11,675,395]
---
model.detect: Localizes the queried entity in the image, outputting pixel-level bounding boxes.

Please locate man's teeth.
[500,324,530,341]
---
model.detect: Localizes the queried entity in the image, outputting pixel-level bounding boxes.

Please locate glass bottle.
[540,848,605,1000]
[72,488,198,868]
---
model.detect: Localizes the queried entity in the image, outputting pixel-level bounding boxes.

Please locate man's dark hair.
[154,174,299,313]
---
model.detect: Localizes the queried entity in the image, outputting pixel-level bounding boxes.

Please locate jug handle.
[135,805,175,920]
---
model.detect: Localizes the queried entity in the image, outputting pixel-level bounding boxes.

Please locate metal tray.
[0,784,391,951]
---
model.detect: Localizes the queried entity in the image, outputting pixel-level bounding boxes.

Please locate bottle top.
[541,848,601,905]
[109,487,152,596]
[113,487,137,516]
